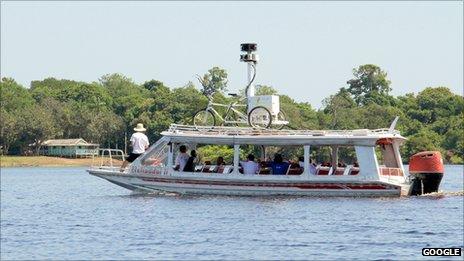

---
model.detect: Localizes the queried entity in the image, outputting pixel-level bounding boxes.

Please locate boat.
[87,121,444,197]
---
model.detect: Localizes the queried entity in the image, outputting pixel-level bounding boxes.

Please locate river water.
[1,165,463,260]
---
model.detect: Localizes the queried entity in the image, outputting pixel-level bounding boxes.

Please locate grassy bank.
[0,156,98,167]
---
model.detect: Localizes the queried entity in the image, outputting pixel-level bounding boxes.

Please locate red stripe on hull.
[139,177,394,190]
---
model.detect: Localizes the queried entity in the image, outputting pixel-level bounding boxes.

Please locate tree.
[347,64,393,105]
[357,104,404,130]
[19,104,60,154]
[279,95,318,129]
[416,87,464,123]
[322,88,357,129]
[0,78,35,154]
[1,77,35,111]
[198,67,228,94]
[143,80,165,91]
[30,77,84,103]
[0,108,20,154]
[99,73,149,132]
[255,85,278,95]
[403,129,444,159]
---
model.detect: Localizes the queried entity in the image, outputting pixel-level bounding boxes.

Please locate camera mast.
[240,43,258,98]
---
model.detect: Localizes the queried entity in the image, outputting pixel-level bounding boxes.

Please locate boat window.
[375,140,403,176]
[194,145,235,173]
[140,137,169,167]
[311,146,331,165]
[245,145,303,175]
[311,146,359,175]
[375,140,400,168]
[197,145,235,165]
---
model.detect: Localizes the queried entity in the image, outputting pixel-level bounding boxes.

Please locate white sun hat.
[134,123,146,132]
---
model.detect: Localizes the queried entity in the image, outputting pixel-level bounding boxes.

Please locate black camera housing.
[241,43,257,52]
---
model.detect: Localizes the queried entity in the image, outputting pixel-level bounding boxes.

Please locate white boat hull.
[88,169,404,197]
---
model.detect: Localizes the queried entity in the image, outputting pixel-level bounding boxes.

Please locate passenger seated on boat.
[271,154,289,175]
[216,156,225,166]
[309,159,317,175]
[296,156,317,175]
[174,145,189,171]
[298,156,304,168]
[213,157,226,173]
[349,163,360,175]
[257,161,271,174]
[183,150,197,172]
[215,165,224,173]
[286,162,303,175]
[240,154,260,175]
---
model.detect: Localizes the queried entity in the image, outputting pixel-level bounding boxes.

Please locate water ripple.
[1,166,463,260]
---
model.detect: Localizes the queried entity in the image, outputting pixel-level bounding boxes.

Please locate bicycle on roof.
[193,63,288,129]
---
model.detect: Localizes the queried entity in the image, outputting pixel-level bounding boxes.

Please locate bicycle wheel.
[193,109,216,127]
[248,106,272,128]
[272,110,288,130]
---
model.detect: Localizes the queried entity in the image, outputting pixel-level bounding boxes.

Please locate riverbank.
[0,156,99,167]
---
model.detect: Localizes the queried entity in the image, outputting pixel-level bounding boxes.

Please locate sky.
[1,1,462,108]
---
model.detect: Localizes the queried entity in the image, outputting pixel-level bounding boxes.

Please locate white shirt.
[241,160,260,175]
[309,164,317,175]
[175,152,189,171]
[300,161,317,175]
[130,132,149,154]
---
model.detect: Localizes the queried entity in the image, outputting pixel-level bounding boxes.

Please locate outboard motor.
[409,151,444,195]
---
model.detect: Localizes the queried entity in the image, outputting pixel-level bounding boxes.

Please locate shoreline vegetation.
[1,64,463,164]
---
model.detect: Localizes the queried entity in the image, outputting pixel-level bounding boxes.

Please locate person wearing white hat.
[120,123,150,171]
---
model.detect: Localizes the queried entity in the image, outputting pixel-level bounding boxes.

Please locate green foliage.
[1,78,35,111]
[322,88,358,129]
[198,67,228,94]
[197,145,235,164]
[255,85,278,95]
[395,87,464,163]
[143,79,165,91]
[1,64,462,164]
[346,64,393,106]
[403,129,444,159]
[18,104,60,154]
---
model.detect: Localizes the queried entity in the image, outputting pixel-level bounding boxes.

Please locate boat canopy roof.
[161,124,406,146]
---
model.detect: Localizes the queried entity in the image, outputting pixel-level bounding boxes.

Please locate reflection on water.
[1,165,463,260]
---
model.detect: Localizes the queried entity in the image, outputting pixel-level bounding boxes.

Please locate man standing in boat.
[120,123,150,172]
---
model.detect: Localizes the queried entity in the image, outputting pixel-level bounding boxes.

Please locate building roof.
[42,139,99,146]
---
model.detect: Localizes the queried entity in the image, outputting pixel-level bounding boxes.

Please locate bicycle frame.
[205,98,248,125]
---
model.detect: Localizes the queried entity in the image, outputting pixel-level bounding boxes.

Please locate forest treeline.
[1,64,463,163]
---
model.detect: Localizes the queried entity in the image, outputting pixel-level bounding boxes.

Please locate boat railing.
[379,167,404,177]
[91,149,126,170]
[166,124,400,137]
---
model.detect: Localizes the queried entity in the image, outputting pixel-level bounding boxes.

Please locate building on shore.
[40,139,99,158]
